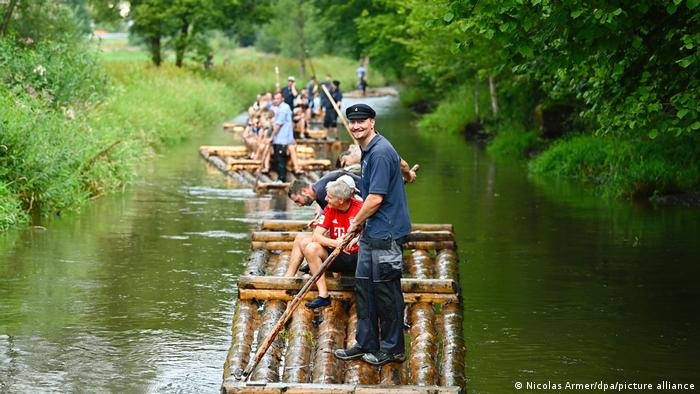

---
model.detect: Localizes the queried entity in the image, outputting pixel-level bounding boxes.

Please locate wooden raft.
[222,220,466,393]
[198,145,332,193]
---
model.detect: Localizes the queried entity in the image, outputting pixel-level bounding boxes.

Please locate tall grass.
[529,134,700,199]
[417,83,489,134]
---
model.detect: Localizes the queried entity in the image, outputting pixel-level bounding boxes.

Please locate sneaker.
[362,351,406,366]
[299,263,311,274]
[305,296,331,309]
[333,346,367,361]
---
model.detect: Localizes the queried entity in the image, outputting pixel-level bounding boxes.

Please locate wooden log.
[222,382,461,393]
[306,129,328,139]
[200,145,249,157]
[255,182,291,194]
[298,159,332,170]
[282,306,315,383]
[403,241,455,251]
[439,303,466,388]
[239,170,258,184]
[246,250,269,276]
[260,221,453,233]
[238,289,459,304]
[436,249,459,282]
[408,250,433,279]
[238,276,458,294]
[312,301,348,383]
[207,156,228,172]
[259,173,274,184]
[274,252,291,276]
[343,303,379,384]
[223,301,258,379]
[250,299,287,382]
[408,303,438,385]
[252,241,454,252]
[251,231,453,243]
[380,362,406,386]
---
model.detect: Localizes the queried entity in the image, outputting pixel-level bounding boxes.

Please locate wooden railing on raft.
[222,220,466,393]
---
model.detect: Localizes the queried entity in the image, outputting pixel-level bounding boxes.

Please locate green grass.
[529,134,700,199]
[487,123,540,160]
[417,83,490,134]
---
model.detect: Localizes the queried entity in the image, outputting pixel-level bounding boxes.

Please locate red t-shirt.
[319,198,363,254]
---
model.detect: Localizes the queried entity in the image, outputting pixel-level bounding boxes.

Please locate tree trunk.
[175,18,190,67]
[0,0,18,37]
[298,8,306,79]
[474,80,480,121]
[489,75,499,116]
[149,35,162,67]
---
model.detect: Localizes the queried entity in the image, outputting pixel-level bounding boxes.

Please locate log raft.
[222,220,466,393]
[198,145,336,193]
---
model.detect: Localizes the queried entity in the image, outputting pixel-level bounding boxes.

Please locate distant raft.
[199,145,333,193]
[222,220,466,393]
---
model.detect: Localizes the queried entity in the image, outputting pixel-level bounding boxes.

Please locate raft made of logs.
[198,145,332,193]
[222,220,466,393]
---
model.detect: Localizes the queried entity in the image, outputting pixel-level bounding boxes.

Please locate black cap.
[345,104,376,120]
[332,80,340,86]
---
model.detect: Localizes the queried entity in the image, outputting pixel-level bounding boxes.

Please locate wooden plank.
[222,382,460,393]
[238,276,458,294]
[251,231,454,243]
[251,241,455,251]
[260,221,453,233]
[238,289,459,304]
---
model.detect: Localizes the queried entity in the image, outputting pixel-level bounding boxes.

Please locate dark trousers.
[354,236,405,354]
[272,144,288,182]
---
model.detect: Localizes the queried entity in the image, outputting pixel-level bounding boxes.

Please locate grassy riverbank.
[1,39,372,231]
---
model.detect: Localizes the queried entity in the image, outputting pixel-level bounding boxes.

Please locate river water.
[1,96,698,393]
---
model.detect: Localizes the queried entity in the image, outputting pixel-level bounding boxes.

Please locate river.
[1,95,698,393]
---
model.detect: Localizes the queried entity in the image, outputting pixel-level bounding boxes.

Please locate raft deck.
[222,220,466,393]
[199,145,334,193]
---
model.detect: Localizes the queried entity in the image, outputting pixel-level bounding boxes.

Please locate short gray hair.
[325,179,353,200]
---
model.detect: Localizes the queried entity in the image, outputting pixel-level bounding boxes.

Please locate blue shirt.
[360,133,411,239]
[272,102,293,145]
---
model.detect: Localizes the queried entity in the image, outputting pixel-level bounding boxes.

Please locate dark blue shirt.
[312,170,362,210]
[360,133,411,239]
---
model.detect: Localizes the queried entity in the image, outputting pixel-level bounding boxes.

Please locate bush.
[529,133,700,198]
[418,83,490,134]
[488,122,540,160]
[0,36,109,108]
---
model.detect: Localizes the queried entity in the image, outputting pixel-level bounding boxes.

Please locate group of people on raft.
[280,103,419,367]
[241,74,345,181]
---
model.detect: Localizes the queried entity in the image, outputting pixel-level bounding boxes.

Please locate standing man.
[270,92,294,182]
[356,63,366,88]
[281,76,298,109]
[334,103,416,366]
[322,80,342,139]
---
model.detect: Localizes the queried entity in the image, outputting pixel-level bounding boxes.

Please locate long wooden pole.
[239,235,354,381]
[321,84,356,144]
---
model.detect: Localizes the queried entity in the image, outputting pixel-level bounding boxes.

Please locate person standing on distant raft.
[322,80,342,139]
[334,103,417,366]
[268,92,294,182]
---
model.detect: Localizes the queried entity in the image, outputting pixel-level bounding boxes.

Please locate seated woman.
[243,116,263,156]
[302,177,362,309]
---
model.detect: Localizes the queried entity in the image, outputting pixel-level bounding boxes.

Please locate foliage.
[128,0,269,67]
[0,36,109,108]
[1,0,90,40]
[487,124,540,160]
[529,133,700,198]
[442,0,700,139]
[418,84,488,133]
